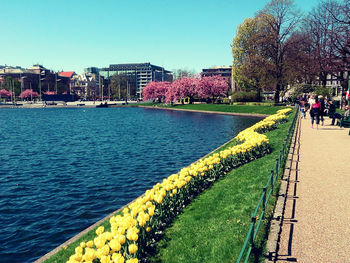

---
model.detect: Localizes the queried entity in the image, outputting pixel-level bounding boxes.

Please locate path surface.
[274,115,350,262]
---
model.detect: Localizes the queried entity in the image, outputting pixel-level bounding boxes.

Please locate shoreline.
[138,105,269,118]
[0,101,138,109]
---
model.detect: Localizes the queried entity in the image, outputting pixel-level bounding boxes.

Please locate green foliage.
[140,103,286,115]
[231,91,263,102]
[314,86,332,98]
[110,73,136,100]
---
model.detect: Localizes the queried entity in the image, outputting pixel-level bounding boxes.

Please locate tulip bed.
[62,108,292,263]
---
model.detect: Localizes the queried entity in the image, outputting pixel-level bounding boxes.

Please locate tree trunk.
[257,88,262,102]
[275,84,281,103]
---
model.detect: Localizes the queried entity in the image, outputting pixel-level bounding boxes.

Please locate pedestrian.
[319,95,325,126]
[327,100,337,119]
[298,97,306,118]
[310,96,321,129]
[331,105,350,125]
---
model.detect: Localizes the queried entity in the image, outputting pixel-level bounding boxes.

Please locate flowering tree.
[44,91,57,95]
[166,77,199,104]
[0,89,12,97]
[143,81,170,102]
[19,89,39,100]
[197,76,229,103]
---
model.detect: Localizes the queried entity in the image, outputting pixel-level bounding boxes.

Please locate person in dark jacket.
[319,96,326,126]
[331,105,350,125]
[310,96,321,129]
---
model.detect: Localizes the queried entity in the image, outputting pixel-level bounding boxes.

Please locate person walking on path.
[298,97,306,119]
[319,95,325,125]
[310,96,321,129]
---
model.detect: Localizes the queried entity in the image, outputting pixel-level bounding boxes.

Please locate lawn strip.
[139,103,286,116]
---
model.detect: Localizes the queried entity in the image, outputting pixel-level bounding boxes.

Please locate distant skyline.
[1,0,321,74]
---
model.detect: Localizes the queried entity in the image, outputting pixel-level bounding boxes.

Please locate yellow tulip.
[86,240,94,248]
[100,255,111,263]
[96,226,104,235]
[112,253,125,263]
[109,238,121,252]
[128,243,138,254]
[118,234,126,245]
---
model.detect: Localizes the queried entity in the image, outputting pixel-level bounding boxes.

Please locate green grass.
[149,112,296,263]
[139,103,286,115]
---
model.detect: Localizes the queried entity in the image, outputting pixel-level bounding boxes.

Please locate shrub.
[231,91,263,102]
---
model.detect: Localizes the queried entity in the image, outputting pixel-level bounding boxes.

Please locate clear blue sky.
[1,0,320,74]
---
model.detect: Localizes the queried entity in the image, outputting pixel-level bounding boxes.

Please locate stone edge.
[264,113,300,263]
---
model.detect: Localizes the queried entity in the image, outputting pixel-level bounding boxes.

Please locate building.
[316,72,348,99]
[99,63,173,98]
[0,65,70,98]
[69,72,103,100]
[201,66,232,90]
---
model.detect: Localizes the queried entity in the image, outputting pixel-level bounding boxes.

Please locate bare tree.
[257,0,302,101]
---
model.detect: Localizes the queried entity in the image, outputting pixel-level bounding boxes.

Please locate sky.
[1,0,321,74]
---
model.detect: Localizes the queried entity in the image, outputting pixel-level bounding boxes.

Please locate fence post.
[263,187,267,210]
[250,216,256,249]
[270,170,274,190]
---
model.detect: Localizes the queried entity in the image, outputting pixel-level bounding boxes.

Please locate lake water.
[0,107,261,262]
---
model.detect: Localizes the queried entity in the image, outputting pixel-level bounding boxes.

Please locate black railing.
[236,108,299,263]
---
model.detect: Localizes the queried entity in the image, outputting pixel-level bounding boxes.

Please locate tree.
[0,89,12,97]
[19,89,39,100]
[110,73,129,100]
[172,68,196,80]
[197,76,229,103]
[232,17,261,91]
[325,0,350,72]
[257,0,302,102]
[167,77,199,104]
[142,81,170,102]
[232,0,302,102]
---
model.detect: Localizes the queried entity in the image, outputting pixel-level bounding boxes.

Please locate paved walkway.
[270,115,350,262]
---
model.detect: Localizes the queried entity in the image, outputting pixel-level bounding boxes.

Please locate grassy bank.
[150,111,296,263]
[140,103,286,115]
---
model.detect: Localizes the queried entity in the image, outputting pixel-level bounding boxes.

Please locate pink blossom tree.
[198,76,229,103]
[19,89,39,100]
[44,91,57,95]
[143,81,170,102]
[0,89,12,97]
[166,77,199,104]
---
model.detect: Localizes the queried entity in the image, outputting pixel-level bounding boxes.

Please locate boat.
[96,102,108,108]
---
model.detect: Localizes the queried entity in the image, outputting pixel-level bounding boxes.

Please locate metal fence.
[236,108,299,263]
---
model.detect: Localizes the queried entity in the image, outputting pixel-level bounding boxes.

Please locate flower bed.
[66,108,292,263]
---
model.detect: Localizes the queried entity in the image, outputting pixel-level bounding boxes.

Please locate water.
[0,107,261,263]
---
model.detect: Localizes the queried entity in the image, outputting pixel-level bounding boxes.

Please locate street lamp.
[38,70,45,101]
[21,76,27,95]
[55,72,61,94]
